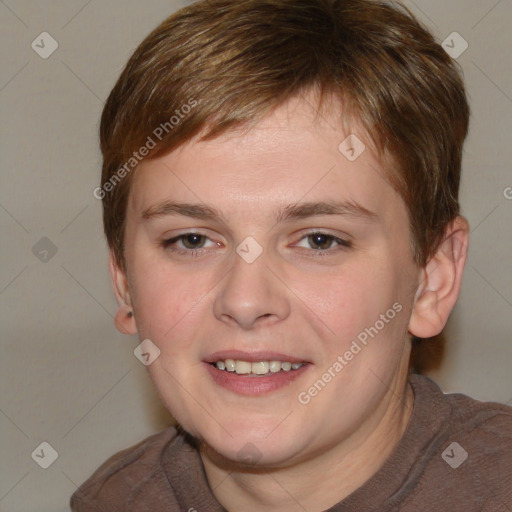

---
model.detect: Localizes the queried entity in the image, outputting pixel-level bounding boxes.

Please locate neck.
[200,376,414,512]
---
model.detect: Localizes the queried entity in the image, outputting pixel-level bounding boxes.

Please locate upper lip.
[205,350,308,364]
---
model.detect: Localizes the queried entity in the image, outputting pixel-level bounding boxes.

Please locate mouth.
[203,351,311,395]
[209,359,306,376]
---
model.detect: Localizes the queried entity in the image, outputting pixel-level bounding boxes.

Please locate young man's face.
[119,94,422,466]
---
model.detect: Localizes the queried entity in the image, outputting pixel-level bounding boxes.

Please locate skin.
[111,92,469,511]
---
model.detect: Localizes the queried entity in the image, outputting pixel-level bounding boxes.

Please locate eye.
[295,232,352,251]
[162,232,218,252]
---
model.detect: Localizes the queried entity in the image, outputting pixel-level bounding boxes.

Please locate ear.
[409,216,469,338]
[109,251,137,335]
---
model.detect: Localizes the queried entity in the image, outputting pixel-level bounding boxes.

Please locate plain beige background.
[0,1,511,511]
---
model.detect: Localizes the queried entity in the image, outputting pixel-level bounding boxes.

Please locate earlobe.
[108,251,137,336]
[409,216,469,338]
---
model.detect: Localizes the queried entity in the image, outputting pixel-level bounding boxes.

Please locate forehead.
[127,95,402,226]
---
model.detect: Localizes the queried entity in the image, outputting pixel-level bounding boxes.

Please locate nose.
[213,248,291,330]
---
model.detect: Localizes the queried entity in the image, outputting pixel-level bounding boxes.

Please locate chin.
[194,417,310,469]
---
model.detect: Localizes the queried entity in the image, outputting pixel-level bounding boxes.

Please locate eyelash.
[296,232,353,254]
[161,233,218,257]
[161,231,352,256]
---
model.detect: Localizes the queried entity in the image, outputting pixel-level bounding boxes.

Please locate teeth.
[235,361,252,374]
[225,359,236,372]
[269,360,281,373]
[251,361,269,375]
[213,359,304,375]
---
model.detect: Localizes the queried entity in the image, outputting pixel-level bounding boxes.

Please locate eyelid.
[293,230,352,250]
[162,231,221,251]
[162,227,219,241]
[161,229,352,254]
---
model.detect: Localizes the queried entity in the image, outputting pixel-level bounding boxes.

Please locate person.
[71,0,512,510]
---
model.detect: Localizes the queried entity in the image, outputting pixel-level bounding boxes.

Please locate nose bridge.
[213,244,290,329]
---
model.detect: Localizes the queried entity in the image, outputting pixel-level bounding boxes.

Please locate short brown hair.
[99,0,469,273]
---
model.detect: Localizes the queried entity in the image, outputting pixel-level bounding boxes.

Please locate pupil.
[184,234,204,248]
[310,234,331,250]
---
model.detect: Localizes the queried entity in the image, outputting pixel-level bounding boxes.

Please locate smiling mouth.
[209,359,307,376]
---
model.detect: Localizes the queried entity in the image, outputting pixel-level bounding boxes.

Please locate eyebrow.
[141,200,378,223]
[276,200,378,223]
[141,201,224,221]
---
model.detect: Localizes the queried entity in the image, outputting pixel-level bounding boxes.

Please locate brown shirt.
[70,374,512,511]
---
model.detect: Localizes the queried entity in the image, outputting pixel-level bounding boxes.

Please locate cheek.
[291,259,397,343]
[130,261,214,350]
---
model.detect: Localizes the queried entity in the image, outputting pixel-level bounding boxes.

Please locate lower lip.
[203,362,310,396]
